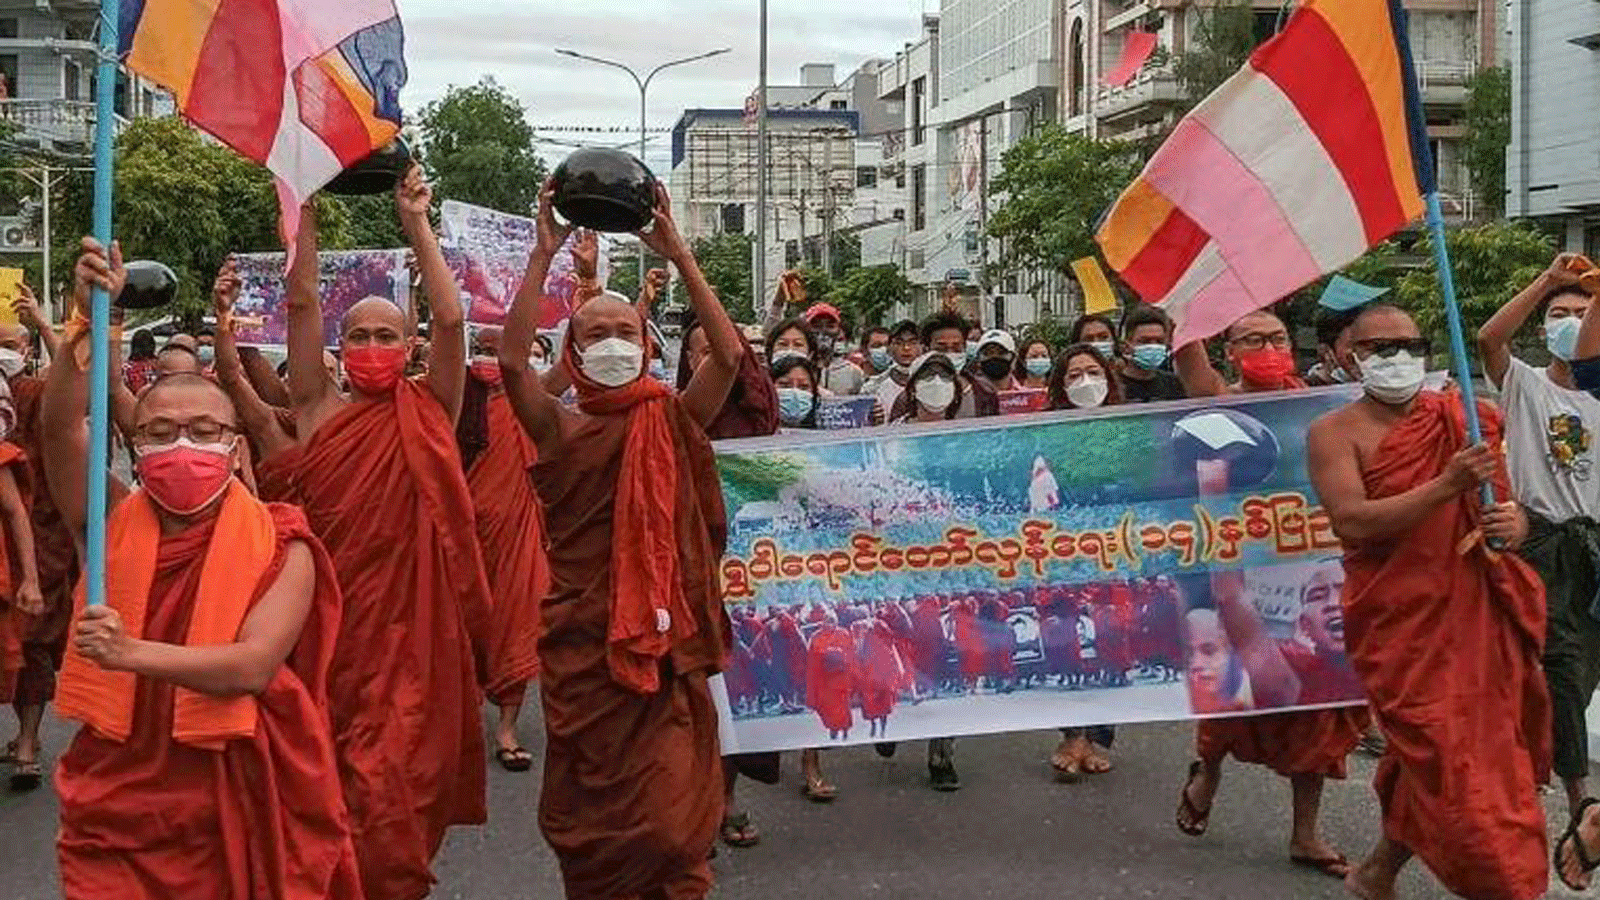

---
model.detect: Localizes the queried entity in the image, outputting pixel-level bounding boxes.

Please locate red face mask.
[344,345,407,395]
[1235,347,1296,390]
[470,358,503,387]
[136,439,235,515]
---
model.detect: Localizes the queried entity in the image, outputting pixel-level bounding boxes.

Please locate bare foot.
[1051,736,1088,778]
[1290,838,1351,878]
[1344,859,1396,900]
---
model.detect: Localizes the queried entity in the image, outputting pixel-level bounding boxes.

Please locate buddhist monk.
[807,613,857,741]
[1,282,64,792]
[45,237,360,899]
[1173,309,1367,879]
[459,324,548,772]
[1306,303,1548,900]
[498,180,737,900]
[858,615,901,739]
[282,171,491,900]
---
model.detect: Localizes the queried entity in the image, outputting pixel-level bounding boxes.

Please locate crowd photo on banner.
[7,1,1600,900]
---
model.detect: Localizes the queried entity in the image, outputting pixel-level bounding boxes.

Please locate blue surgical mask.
[777,387,815,425]
[1024,357,1052,378]
[1547,316,1582,362]
[944,350,970,371]
[1131,344,1170,370]
[869,347,892,371]
[1090,341,1117,360]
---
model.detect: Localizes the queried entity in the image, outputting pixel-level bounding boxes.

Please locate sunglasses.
[1353,338,1431,359]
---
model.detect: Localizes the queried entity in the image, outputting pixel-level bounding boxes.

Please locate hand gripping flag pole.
[85,0,119,606]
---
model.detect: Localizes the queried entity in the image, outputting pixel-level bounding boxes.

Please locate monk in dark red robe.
[0,307,68,789]
[857,618,900,738]
[954,596,984,692]
[280,177,490,900]
[499,181,738,899]
[0,441,38,720]
[807,618,857,739]
[909,595,945,694]
[460,326,549,773]
[42,248,360,899]
[1308,304,1548,900]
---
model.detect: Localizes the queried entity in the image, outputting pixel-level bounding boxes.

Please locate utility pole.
[977,114,991,324]
[821,136,835,277]
[755,0,770,311]
[6,163,82,323]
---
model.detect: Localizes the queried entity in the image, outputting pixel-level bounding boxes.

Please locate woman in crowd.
[1069,314,1120,363]
[767,317,822,371]
[1045,342,1126,778]
[1016,338,1054,391]
[890,354,969,424]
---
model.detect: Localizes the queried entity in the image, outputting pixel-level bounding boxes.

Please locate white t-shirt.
[1499,357,1600,522]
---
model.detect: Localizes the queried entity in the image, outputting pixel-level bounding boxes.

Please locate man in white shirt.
[1478,253,1600,818]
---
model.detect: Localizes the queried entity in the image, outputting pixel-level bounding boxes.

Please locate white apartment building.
[1506,0,1600,254]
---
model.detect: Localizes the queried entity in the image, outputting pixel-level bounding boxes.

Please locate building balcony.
[1093,62,1182,122]
[0,99,128,158]
[1416,59,1473,108]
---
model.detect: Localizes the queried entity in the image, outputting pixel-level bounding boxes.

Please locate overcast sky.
[395,0,935,171]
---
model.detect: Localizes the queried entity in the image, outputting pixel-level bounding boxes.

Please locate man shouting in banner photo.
[499,180,738,900]
[1308,303,1548,900]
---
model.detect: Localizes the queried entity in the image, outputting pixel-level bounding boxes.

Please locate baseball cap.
[804,303,842,324]
[978,329,1016,355]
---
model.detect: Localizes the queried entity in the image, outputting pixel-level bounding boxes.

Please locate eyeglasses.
[1229,332,1292,351]
[134,417,237,446]
[1353,338,1431,359]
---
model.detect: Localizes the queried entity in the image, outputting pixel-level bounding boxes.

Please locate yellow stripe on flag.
[1071,257,1118,315]
[315,53,399,146]
[124,0,225,106]
[1303,1,1425,221]
[1096,178,1174,271]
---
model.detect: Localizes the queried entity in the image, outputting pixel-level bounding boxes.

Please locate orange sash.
[56,480,278,750]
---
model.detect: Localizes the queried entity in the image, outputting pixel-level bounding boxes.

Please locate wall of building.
[1506,0,1600,232]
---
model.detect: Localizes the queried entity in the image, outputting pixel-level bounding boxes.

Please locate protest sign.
[711,387,1366,754]
[998,388,1048,415]
[231,250,410,347]
[818,396,877,430]
[0,268,22,325]
[439,199,610,328]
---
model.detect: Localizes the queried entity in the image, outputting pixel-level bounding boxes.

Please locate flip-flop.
[495,747,533,773]
[1555,797,1600,891]
[801,778,838,803]
[1291,852,1351,879]
[8,760,42,792]
[1176,760,1211,837]
[719,812,761,849]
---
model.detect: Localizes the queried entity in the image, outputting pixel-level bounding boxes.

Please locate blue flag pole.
[1423,191,1496,510]
[85,0,120,606]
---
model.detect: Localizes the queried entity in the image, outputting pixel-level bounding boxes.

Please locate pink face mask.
[135,438,235,515]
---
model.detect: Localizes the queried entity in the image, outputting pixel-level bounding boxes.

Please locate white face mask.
[917,376,956,413]
[1358,350,1425,405]
[770,349,808,366]
[0,348,24,379]
[578,337,644,388]
[1066,373,1109,409]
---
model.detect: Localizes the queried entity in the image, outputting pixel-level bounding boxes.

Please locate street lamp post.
[555,46,732,293]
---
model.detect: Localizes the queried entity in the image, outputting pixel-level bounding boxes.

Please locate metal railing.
[1416,59,1475,92]
[0,99,129,150]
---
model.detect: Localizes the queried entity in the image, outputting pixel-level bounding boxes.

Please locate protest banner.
[711,387,1365,754]
[439,199,609,328]
[0,268,22,325]
[818,396,877,430]
[998,388,1048,415]
[231,250,411,347]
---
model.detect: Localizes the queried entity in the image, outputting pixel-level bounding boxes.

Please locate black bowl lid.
[117,260,179,310]
[324,138,413,196]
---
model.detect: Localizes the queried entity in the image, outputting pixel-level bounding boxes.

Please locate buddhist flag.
[1095,0,1432,346]
[117,1,408,246]
[1070,257,1118,315]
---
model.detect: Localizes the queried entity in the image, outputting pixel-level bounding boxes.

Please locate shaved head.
[166,333,197,353]
[135,372,236,424]
[342,297,406,334]
[570,292,646,353]
[155,345,201,378]
[1349,303,1419,342]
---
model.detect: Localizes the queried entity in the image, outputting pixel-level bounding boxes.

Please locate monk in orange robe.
[1308,304,1548,900]
[281,173,491,900]
[806,615,857,740]
[44,238,360,899]
[0,288,62,791]
[499,181,738,900]
[460,324,549,772]
[1173,309,1367,878]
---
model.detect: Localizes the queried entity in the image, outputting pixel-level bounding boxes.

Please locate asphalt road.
[0,701,1586,900]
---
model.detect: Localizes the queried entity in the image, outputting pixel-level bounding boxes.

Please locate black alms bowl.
[324,138,414,196]
[551,147,658,233]
[117,260,179,310]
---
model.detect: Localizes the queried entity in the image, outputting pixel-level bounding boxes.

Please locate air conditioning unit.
[0,218,38,252]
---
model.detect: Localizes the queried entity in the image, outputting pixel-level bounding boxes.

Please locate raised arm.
[639,267,669,321]
[285,204,337,418]
[238,348,291,409]
[43,238,130,536]
[646,185,742,426]
[1209,569,1300,708]
[212,260,293,458]
[13,282,60,362]
[1479,254,1581,389]
[1175,341,1228,398]
[1306,413,1495,546]
[73,539,315,697]
[499,181,571,456]
[400,169,466,424]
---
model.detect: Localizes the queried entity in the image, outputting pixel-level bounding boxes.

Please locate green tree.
[829,264,912,327]
[677,232,755,323]
[53,118,352,324]
[1172,1,1261,109]
[986,126,1143,276]
[1390,221,1555,341]
[416,77,546,217]
[1464,67,1510,219]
